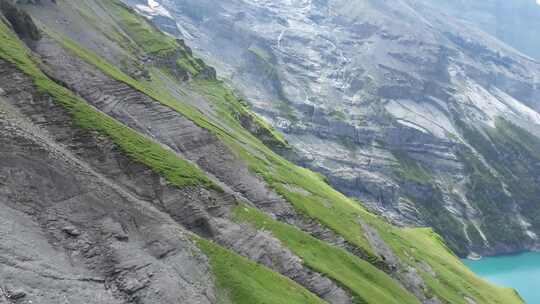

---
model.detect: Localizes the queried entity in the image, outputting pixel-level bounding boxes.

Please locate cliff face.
[0,1,527,304]
[130,0,540,257]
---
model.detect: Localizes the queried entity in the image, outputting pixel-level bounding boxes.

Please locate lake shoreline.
[463,248,540,261]
[464,251,540,304]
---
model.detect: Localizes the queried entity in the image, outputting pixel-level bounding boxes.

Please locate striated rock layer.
[132,0,540,256]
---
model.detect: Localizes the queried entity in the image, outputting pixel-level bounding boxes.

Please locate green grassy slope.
[45,0,285,151]
[192,80,289,148]
[196,237,326,304]
[101,0,177,57]
[0,19,217,191]
[0,17,330,304]
[360,213,523,304]
[10,2,526,303]
[234,205,420,304]
[99,0,216,79]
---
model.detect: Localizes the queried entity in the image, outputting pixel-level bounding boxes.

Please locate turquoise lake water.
[463,252,540,304]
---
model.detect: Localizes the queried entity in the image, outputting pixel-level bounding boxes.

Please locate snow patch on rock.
[386,99,458,138]
[456,81,508,127]
[492,88,540,126]
[135,0,172,18]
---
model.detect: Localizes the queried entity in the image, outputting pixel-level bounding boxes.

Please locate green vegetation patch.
[392,149,433,184]
[275,99,298,122]
[48,28,230,138]
[248,45,272,63]
[195,237,325,304]
[192,79,288,148]
[390,150,471,255]
[73,0,140,57]
[99,0,213,80]
[176,56,200,76]
[492,119,540,158]
[99,0,177,57]
[330,109,347,121]
[234,205,420,304]
[0,19,217,191]
[359,216,523,304]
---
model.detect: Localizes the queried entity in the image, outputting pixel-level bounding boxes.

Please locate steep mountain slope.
[0,0,525,303]
[132,0,540,257]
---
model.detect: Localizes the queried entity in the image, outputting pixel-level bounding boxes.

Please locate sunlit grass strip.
[195,237,326,304]
[0,20,218,191]
[234,205,421,304]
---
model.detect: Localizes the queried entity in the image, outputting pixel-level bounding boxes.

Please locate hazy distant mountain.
[425,0,540,60]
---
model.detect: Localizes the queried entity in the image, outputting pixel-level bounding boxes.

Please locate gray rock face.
[0,28,355,302]
[0,64,218,304]
[132,0,540,256]
[0,0,40,40]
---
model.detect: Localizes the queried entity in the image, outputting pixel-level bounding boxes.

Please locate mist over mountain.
[425,0,540,60]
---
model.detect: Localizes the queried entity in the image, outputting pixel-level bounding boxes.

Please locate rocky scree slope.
[0,1,525,304]
[130,0,540,257]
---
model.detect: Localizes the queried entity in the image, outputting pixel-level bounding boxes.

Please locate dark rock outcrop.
[0,0,40,40]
